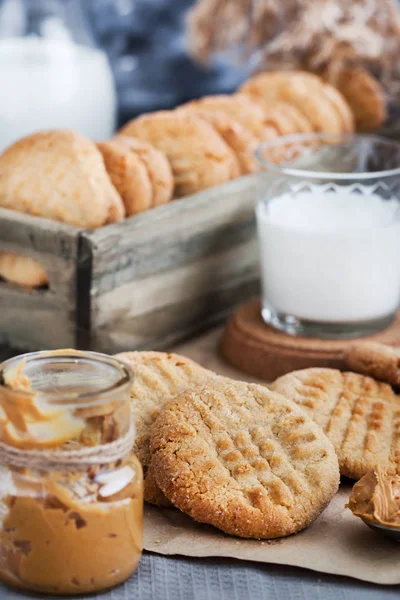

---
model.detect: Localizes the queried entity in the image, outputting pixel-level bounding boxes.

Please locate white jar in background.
[0,0,117,151]
[255,134,400,339]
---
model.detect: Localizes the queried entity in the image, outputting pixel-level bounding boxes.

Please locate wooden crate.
[0,208,82,350]
[0,175,260,353]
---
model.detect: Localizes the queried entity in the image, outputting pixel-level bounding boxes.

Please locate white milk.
[0,38,116,151]
[256,188,400,323]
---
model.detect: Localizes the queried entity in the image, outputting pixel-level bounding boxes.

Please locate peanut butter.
[0,350,143,595]
[347,468,400,527]
[0,456,143,595]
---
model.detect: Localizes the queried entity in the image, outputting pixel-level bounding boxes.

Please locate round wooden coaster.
[220,298,400,381]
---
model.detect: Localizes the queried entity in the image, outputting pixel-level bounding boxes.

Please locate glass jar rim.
[0,350,133,407]
[255,133,400,181]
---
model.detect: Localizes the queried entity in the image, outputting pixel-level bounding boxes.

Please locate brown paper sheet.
[143,327,400,585]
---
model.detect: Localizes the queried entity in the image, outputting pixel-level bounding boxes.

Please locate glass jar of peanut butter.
[0,350,143,596]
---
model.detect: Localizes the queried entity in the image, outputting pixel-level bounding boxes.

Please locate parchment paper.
[142,328,400,586]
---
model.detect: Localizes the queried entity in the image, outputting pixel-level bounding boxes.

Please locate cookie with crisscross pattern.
[272,368,400,480]
[115,351,215,505]
[150,378,339,538]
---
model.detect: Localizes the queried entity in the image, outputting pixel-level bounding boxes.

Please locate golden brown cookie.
[240,71,349,133]
[151,378,339,539]
[320,85,354,133]
[345,342,400,389]
[275,77,344,133]
[0,252,48,287]
[120,111,238,197]
[323,66,386,132]
[114,351,215,505]
[262,105,300,136]
[273,102,313,134]
[177,105,258,174]
[239,71,291,101]
[272,368,400,480]
[112,136,174,207]
[243,93,313,135]
[97,139,153,215]
[185,94,274,140]
[288,73,354,134]
[0,130,125,228]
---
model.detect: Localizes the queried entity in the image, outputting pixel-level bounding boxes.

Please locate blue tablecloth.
[1,552,399,599]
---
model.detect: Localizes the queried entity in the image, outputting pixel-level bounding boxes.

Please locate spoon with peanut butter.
[347,468,400,542]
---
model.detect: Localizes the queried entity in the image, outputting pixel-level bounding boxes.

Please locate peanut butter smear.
[347,468,400,527]
[0,352,85,449]
[3,358,30,391]
[0,351,130,450]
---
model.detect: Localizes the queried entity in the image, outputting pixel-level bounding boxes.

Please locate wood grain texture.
[0,176,261,352]
[0,208,82,349]
[0,285,76,349]
[220,298,400,380]
[91,279,260,354]
[81,174,261,352]
[83,174,259,285]
[93,239,258,326]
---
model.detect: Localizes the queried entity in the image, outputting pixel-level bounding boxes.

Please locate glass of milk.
[0,0,117,151]
[255,133,400,338]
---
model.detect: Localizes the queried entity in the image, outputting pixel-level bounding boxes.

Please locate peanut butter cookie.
[120,112,237,196]
[287,73,354,133]
[262,105,300,136]
[272,368,400,480]
[240,71,290,101]
[320,85,354,133]
[185,94,275,140]
[151,378,339,539]
[243,94,313,135]
[177,106,258,174]
[345,342,400,389]
[113,136,174,207]
[241,71,353,133]
[0,130,125,228]
[271,102,313,134]
[272,76,343,134]
[115,351,215,505]
[0,252,48,287]
[323,66,386,132]
[97,139,153,215]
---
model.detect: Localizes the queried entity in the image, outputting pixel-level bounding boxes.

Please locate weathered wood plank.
[92,238,259,327]
[0,207,83,297]
[91,280,260,354]
[82,174,260,291]
[0,175,263,352]
[0,207,81,254]
[0,285,76,349]
[81,175,262,352]
[0,208,83,348]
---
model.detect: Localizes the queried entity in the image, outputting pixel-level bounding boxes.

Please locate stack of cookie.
[119,71,357,197]
[0,69,385,288]
[271,343,400,508]
[116,350,340,539]
[116,342,400,540]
